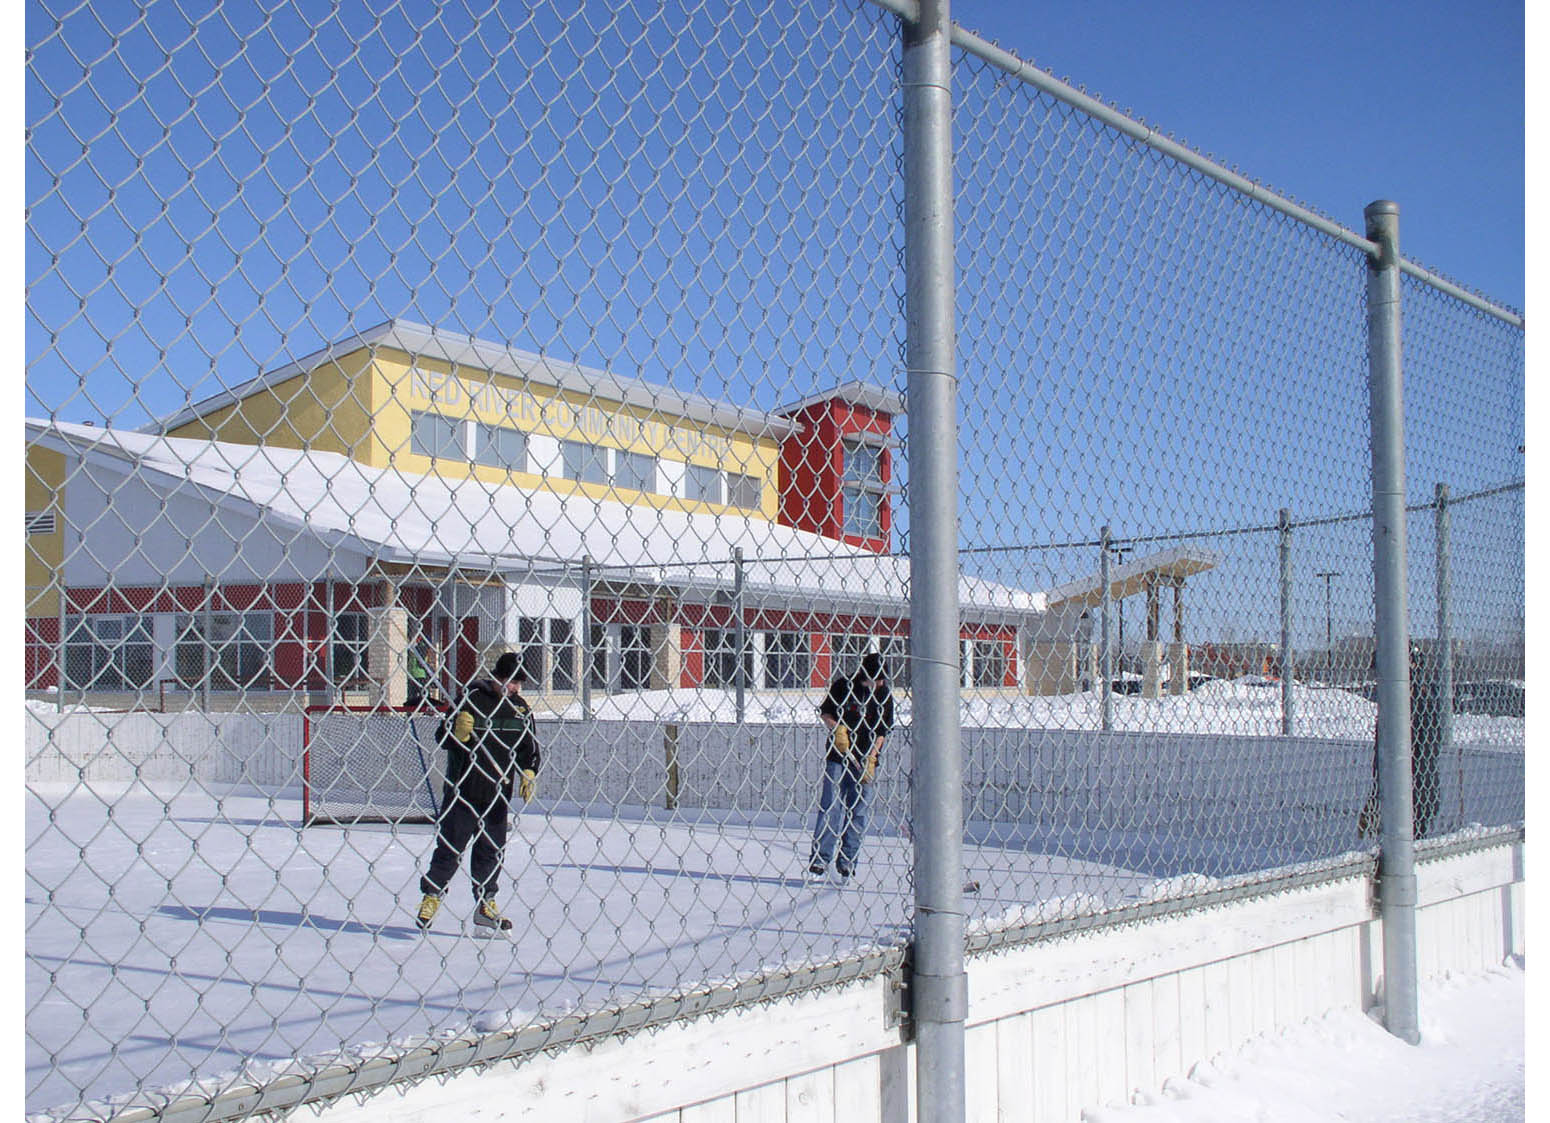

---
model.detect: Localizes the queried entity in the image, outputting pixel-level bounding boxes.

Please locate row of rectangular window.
[56,613,987,694]
[410,411,763,510]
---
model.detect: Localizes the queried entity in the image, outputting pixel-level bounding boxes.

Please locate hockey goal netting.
[303,706,448,824]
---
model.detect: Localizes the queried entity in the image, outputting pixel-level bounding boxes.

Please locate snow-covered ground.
[1085,964,1525,1123]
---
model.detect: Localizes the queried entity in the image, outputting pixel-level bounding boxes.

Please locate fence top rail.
[865,0,1524,329]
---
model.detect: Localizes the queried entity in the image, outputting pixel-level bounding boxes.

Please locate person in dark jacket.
[1359,643,1443,840]
[809,651,894,880]
[416,651,541,933]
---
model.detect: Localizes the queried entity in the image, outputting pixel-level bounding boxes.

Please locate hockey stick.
[408,712,444,819]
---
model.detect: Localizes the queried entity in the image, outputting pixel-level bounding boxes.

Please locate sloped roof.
[139,320,799,442]
[29,420,1047,621]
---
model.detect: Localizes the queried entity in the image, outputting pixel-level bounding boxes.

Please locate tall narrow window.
[549,619,577,692]
[841,438,886,539]
[620,625,653,691]
[762,631,811,688]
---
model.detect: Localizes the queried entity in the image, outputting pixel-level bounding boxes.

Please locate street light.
[1315,570,1341,683]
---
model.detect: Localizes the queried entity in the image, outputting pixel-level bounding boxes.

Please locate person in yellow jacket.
[416,652,540,934]
[808,652,894,881]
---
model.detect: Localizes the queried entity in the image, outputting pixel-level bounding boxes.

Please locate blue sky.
[951,0,1525,312]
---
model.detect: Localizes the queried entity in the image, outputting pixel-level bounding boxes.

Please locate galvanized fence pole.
[1435,483,1454,751]
[581,555,594,720]
[1279,508,1294,735]
[903,0,968,1117]
[1099,526,1113,731]
[1365,199,1420,1044]
[733,547,747,724]
[1435,482,1461,824]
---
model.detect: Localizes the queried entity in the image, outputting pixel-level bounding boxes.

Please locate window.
[880,634,911,690]
[971,638,1007,688]
[549,619,577,692]
[587,623,610,690]
[686,464,722,504]
[562,440,609,485]
[410,411,465,461]
[63,615,154,691]
[842,438,886,539]
[615,449,658,493]
[830,633,873,677]
[583,622,651,692]
[327,613,370,684]
[703,628,752,689]
[726,471,762,510]
[620,624,652,691]
[517,617,546,687]
[762,631,811,689]
[474,423,527,472]
[175,612,274,689]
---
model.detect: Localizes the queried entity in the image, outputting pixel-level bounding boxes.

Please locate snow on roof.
[29,420,1046,619]
[139,320,798,443]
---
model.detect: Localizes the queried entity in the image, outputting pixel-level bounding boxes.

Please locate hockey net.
[302,706,448,825]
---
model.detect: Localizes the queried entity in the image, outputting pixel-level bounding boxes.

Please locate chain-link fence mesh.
[24,2,1523,1119]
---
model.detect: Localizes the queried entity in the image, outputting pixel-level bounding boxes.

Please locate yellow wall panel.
[24,446,66,617]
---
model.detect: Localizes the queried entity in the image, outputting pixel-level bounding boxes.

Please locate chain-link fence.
[25,1,1523,1119]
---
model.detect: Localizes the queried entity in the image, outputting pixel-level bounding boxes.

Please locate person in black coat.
[1359,643,1443,840]
[416,651,541,933]
[809,651,895,880]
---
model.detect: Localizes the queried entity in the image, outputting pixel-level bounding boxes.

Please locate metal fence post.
[1365,198,1420,1045]
[581,555,594,721]
[903,1,967,1118]
[1435,482,1458,823]
[733,547,746,724]
[1435,483,1454,750]
[202,574,214,711]
[1099,525,1113,731]
[1279,508,1294,735]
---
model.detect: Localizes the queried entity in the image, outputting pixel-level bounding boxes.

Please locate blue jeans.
[811,759,871,872]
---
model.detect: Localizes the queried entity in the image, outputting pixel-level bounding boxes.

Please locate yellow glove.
[518,769,537,803]
[832,723,851,753]
[452,710,474,743]
[862,752,877,784]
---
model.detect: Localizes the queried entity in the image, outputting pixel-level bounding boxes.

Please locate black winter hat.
[493,651,526,683]
[859,652,885,680]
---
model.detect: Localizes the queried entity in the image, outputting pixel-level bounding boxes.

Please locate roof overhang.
[1043,545,1220,610]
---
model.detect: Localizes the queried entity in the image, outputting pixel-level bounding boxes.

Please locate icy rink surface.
[26,784,1149,1117]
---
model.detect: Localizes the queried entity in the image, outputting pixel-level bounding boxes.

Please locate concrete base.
[1140,641,1165,698]
[1168,642,1190,695]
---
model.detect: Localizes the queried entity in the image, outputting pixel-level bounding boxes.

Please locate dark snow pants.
[420,761,511,902]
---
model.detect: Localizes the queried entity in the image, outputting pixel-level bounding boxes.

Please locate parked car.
[1453,680,1525,718]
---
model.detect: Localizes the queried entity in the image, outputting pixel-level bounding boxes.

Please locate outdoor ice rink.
[26,683,1525,1118]
[26,781,1161,1117]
